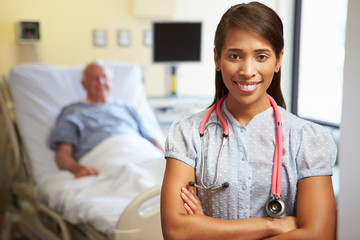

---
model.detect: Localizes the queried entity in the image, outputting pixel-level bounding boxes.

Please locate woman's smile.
[234,80,262,93]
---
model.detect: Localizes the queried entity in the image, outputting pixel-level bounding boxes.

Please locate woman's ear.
[214,48,221,71]
[275,50,284,73]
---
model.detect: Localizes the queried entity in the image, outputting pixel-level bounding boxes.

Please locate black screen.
[153,22,202,62]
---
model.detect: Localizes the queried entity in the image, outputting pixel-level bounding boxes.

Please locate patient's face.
[82,64,113,104]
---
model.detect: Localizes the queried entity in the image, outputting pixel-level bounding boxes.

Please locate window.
[292,0,348,126]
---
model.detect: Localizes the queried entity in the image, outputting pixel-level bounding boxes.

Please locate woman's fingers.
[181,191,196,214]
[184,203,194,215]
[181,187,204,215]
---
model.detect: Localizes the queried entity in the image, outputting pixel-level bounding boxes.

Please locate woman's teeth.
[237,83,258,90]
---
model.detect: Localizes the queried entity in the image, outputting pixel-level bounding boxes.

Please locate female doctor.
[160,2,337,240]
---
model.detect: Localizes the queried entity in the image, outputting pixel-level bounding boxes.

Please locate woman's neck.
[225,94,271,126]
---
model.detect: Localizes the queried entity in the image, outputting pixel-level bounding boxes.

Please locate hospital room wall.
[0,0,168,95]
[0,0,294,102]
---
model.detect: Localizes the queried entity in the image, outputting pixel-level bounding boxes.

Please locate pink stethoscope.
[188,94,285,218]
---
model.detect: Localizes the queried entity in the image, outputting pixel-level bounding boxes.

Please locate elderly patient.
[49,61,164,178]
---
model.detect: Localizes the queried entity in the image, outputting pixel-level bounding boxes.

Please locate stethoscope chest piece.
[265,195,285,218]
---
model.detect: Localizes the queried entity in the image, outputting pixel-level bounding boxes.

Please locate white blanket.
[35,135,165,237]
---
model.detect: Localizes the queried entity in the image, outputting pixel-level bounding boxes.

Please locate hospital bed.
[0,61,165,240]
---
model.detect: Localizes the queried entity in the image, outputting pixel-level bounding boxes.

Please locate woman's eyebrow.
[225,48,272,53]
[226,48,242,52]
[254,48,271,53]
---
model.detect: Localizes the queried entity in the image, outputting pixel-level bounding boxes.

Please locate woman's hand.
[268,216,298,236]
[180,187,204,215]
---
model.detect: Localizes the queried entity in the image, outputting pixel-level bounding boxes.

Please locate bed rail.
[0,75,21,179]
[1,75,74,240]
[13,200,72,240]
[84,185,163,240]
[0,75,33,182]
[114,185,163,240]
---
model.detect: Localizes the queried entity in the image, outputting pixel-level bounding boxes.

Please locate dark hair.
[213,1,286,108]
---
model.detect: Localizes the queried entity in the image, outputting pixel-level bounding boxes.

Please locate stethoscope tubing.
[199,133,227,189]
[199,95,228,137]
[191,94,285,217]
[268,95,283,196]
[194,95,229,191]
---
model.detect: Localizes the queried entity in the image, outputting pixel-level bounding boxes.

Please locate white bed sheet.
[35,134,165,237]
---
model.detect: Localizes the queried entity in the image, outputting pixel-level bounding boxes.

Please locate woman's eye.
[230,54,241,60]
[257,54,268,61]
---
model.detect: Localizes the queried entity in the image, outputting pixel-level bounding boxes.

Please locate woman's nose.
[239,59,256,78]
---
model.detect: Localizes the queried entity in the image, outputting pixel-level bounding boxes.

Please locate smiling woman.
[214,28,283,124]
[161,2,337,240]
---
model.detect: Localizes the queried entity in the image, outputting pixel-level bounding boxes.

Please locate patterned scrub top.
[165,100,337,219]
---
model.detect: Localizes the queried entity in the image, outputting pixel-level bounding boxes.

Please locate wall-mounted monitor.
[153,22,202,63]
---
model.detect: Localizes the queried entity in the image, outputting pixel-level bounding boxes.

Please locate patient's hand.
[56,143,98,178]
[181,187,204,215]
[75,166,98,178]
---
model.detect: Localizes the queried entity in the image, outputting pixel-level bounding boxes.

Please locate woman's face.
[215,28,283,110]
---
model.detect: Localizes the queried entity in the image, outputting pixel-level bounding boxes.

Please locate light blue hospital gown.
[165,100,337,219]
[49,99,157,161]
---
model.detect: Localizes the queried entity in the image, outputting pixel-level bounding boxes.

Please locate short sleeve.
[296,123,337,180]
[48,107,79,151]
[165,114,202,168]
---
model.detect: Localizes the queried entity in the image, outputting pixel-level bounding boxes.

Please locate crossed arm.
[160,158,336,240]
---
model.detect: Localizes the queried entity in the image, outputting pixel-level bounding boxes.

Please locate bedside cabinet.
[148,96,212,136]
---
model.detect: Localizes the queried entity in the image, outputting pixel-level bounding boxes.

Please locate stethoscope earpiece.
[188,181,195,187]
[265,195,285,218]
[188,181,229,191]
